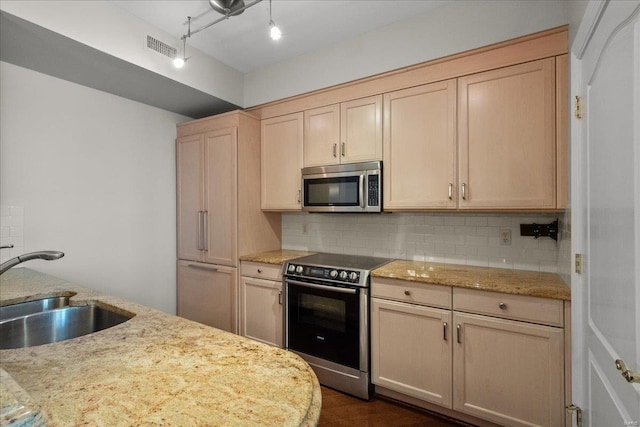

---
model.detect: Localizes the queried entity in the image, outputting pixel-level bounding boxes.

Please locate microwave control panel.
[368,175,379,207]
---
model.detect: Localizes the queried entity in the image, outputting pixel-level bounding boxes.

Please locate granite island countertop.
[372,260,570,300]
[0,268,321,426]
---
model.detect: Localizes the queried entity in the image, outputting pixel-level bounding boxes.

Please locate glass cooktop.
[289,252,392,271]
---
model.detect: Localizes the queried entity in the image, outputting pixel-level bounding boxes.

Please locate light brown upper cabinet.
[303,95,382,167]
[261,112,304,210]
[253,28,568,212]
[555,54,568,209]
[458,58,557,209]
[177,133,206,262]
[383,81,457,210]
[177,127,238,266]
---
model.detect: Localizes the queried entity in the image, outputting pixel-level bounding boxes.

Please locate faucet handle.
[0,244,14,250]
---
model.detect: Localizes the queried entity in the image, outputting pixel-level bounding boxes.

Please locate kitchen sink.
[0,305,134,349]
[0,296,71,321]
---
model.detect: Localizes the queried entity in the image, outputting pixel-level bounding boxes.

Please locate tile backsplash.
[282,212,562,273]
[0,206,25,264]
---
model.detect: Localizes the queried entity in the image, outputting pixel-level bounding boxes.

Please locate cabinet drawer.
[240,261,282,281]
[371,278,451,309]
[453,288,563,327]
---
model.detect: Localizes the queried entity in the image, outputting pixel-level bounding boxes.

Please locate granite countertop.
[240,249,316,265]
[240,250,570,300]
[372,260,570,300]
[0,269,321,426]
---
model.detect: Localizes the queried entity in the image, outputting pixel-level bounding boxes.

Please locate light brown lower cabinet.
[452,312,564,427]
[371,298,452,407]
[371,278,566,427]
[177,260,237,333]
[239,261,283,347]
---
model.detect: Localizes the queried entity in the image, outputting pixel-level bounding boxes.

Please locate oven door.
[285,278,363,370]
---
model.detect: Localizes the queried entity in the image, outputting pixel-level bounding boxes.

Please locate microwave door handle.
[359,175,365,208]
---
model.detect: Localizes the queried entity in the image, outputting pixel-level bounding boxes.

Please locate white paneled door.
[572,1,640,426]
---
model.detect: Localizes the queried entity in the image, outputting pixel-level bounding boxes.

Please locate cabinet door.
[177,134,205,262]
[304,104,340,167]
[371,298,452,408]
[555,54,568,209]
[340,95,382,163]
[177,261,238,333]
[453,312,564,427]
[383,81,457,210]
[261,113,303,210]
[239,276,283,347]
[203,128,237,267]
[458,58,556,209]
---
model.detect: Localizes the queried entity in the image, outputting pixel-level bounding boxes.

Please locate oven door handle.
[285,279,358,294]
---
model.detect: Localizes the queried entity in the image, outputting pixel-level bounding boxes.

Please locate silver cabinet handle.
[457,324,462,343]
[0,244,14,250]
[341,142,345,157]
[203,211,208,251]
[499,302,507,310]
[297,189,301,204]
[443,322,448,341]
[615,359,640,383]
[278,291,283,305]
[448,183,453,200]
[461,183,467,200]
[257,268,263,273]
[404,289,411,296]
[188,263,218,272]
[333,143,337,158]
[359,175,365,208]
[197,211,204,250]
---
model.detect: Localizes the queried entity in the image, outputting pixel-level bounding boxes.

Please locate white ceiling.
[110,0,451,73]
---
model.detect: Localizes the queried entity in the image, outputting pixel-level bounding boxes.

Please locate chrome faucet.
[0,250,65,275]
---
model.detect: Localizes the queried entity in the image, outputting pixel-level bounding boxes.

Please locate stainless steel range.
[283,252,391,400]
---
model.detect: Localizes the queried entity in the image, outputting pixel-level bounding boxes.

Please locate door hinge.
[575,96,583,119]
[575,254,583,274]
[566,404,583,427]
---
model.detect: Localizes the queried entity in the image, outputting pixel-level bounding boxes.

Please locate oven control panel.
[285,263,362,285]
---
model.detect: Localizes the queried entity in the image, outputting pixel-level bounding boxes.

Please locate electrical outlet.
[499,229,512,246]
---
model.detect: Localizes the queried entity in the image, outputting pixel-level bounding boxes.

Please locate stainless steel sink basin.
[0,296,71,321]
[0,305,133,349]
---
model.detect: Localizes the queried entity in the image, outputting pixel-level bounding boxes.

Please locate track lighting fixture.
[173,17,191,68]
[269,0,281,41]
[174,0,282,69]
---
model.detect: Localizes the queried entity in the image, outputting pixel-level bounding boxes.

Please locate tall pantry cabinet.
[176,111,281,333]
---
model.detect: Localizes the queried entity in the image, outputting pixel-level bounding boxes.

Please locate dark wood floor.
[318,386,471,427]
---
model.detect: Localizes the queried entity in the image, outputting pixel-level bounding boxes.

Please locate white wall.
[567,0,589,45]
[244,0,569,106]
[0,61,189,314]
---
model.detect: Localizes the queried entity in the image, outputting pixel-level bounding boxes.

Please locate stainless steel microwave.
[301,161,382,213]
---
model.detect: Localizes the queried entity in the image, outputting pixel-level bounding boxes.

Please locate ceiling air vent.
[146,35,177,59]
